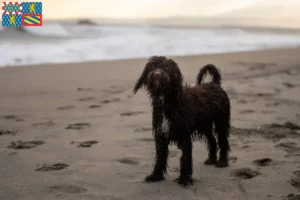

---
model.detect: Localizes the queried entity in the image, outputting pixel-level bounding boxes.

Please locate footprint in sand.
[256,93,274,97]
[285,154,300,159]
[237,99,247,104]
[270,122,300,130]
[252,158,272,167]
[3,115,18,120]
[7,140,44,149]
[293,171,300,176]
[102,89,125,95]
[229,156,238,163]
[88,104,102,109]
[2,115,23,121]
[134,127,152,132]
[261,110,276,114]
[266,102,280,107]
[71,140,98,148]
[170,167,179,172]
[232,168,261,179]
[8,152,18,156]
[0,129,16,136]
[116,157,140,165]
[169,150,178,157]
[242,145,250,149]
[32,120,55,127]
[120,111,145,117]
[49,184,87,194]
[275,142,300,153]
[78,97,95,101]
[137,138,154,142]
[283,82,296,88]
[66,123,91,130]
[239,110,255,114]
[77,87,93,92]
[57,105,75,111]
[36,163,69,171]
[290,176,300,189]
[100,98,121,104]
[285,194,300,200]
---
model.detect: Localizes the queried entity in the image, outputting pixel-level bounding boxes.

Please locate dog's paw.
[173,177,194,187]
[145,174,165,182]
[215,160,229,168]
[204,157,217,165]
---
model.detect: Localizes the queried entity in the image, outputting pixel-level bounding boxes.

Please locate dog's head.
[133,56,183,98]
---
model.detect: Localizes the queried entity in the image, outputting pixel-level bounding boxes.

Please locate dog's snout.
[153,72,161,79]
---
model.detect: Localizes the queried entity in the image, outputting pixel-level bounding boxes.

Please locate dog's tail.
[196,64,222,85]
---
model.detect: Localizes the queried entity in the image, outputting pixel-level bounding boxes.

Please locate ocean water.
[1,23,300,67]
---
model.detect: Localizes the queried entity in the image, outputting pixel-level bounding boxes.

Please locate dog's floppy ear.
[133,70,147,94]
[133,62,151,94]
[166,58,183,102]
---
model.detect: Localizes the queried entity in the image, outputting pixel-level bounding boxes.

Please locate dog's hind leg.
[203,124,217,165]
[145,135,169,182]
[175,136,194,186]
[214,117,230,168]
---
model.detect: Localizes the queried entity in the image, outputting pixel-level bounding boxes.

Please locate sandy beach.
[0,48,300,200]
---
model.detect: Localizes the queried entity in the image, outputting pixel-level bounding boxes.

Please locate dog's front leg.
[145,135,169,182]
[176,137,194,187]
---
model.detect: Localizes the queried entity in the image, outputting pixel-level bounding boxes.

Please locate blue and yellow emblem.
[22,2,42,14]
[2,14,22,26]
[2,2,42,27]
[22,14,42,26]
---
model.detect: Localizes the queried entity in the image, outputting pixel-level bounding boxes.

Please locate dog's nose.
[153,72,161,79]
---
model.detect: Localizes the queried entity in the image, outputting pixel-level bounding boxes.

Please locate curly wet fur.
[133,56,231,187]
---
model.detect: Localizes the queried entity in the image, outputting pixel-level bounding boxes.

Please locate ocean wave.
[1,24,300,67]
[0,23,69,38]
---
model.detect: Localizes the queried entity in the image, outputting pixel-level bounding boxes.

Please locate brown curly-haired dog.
[133,56,231,187]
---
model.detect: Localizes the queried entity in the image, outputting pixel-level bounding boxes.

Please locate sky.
[15,0,299,22]
[40,0,265,19]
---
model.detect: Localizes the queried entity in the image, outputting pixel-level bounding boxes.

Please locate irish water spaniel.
[133,56,231,187]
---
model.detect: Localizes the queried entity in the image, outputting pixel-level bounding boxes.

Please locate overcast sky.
[38,0,264,19]
[20,0,298,20]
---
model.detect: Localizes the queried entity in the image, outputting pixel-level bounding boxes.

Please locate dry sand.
[0,48,300,200]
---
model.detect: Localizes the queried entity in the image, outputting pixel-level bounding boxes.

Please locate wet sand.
[0,48,300,200]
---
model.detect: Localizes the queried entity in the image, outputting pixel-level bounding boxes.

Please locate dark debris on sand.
[3,115,18,120]
[66,123,91,130]
[71,140,98,148]
[229,156,238,163]
[100,98,121,104]
[283,82,296,88]
[285,194,300,200]
[252,158,272,167]
[78,97,95,101]
[89,105,102,109]
[268,122,300,130]
[0,130,16,136]
[77,87,93,92]
[2,115,23,121]
[120,111,145,117]
[36,163,69,172]
[232,123,300,142]
[290,177,300,189]
[275,142,300,153]
[7,140,44,149]
[57,105,76,110]
[232,168,261,179]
